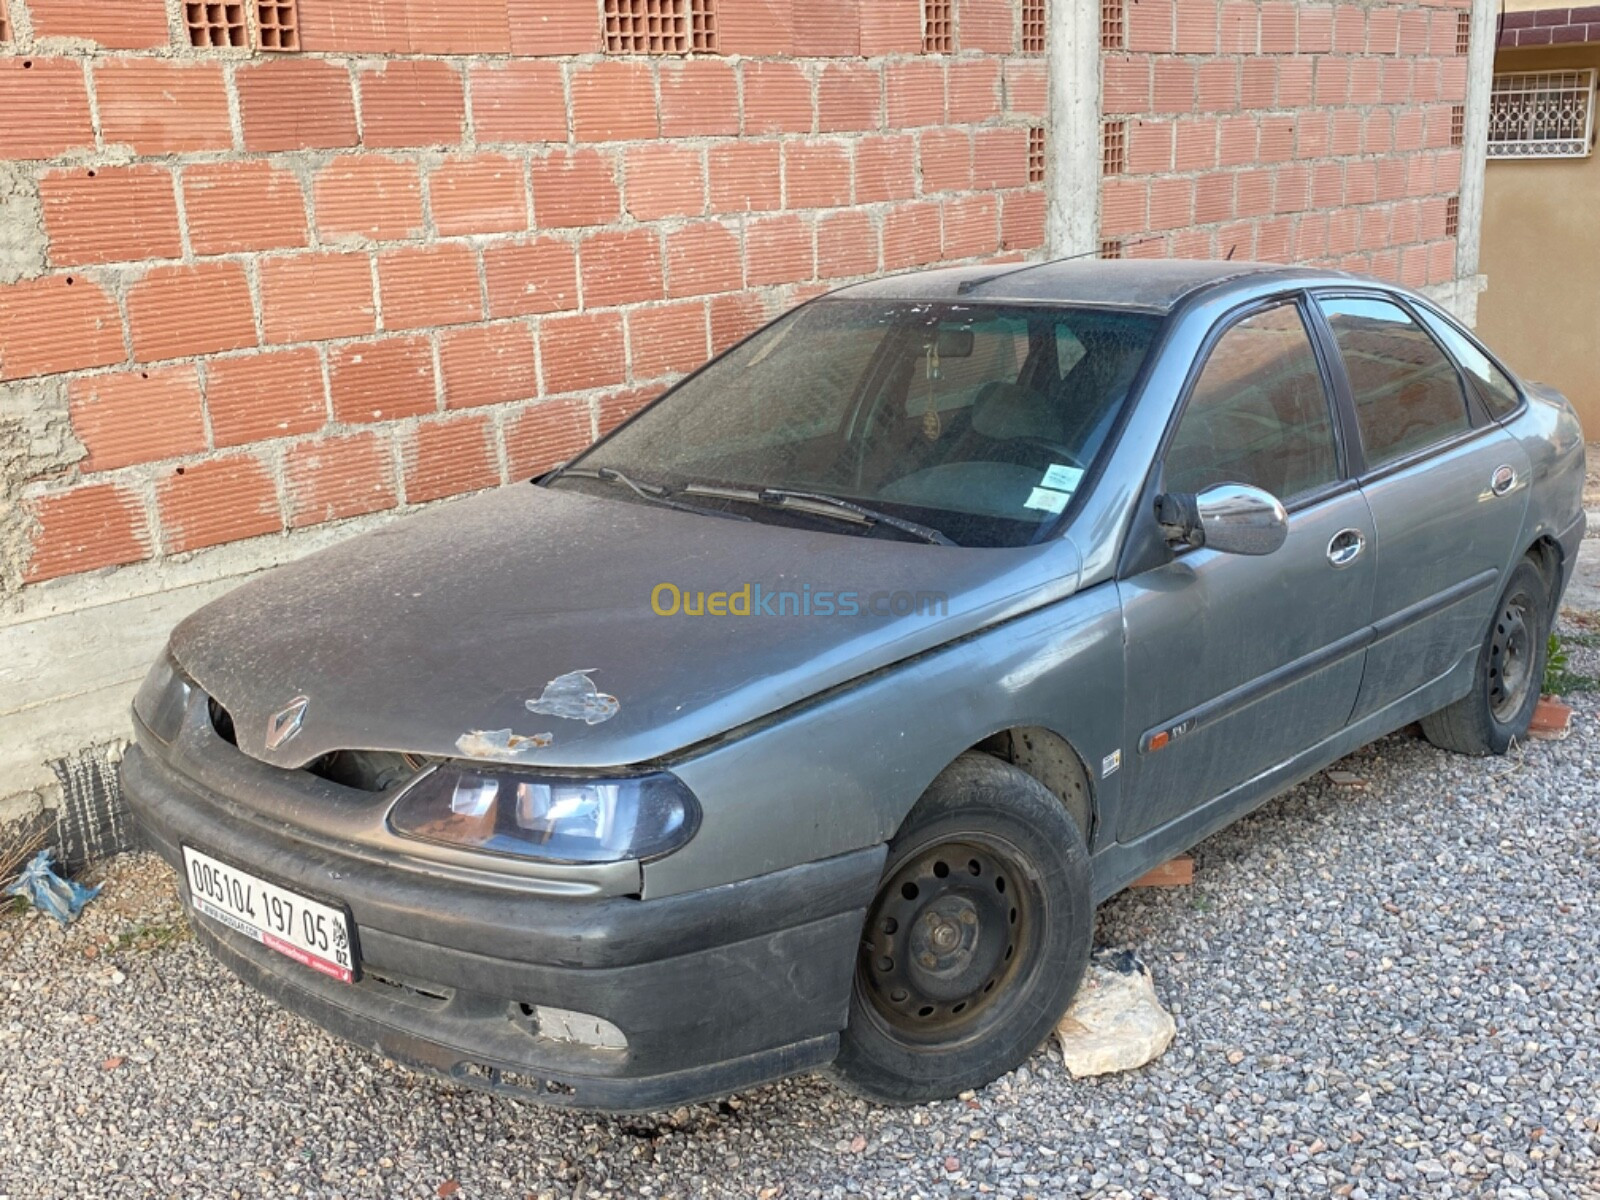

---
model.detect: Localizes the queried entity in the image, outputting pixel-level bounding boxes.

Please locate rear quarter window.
[1318,296,1471,469]
[1414,307,1523,421]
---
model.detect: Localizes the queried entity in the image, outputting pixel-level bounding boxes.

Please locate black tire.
[1420,559,1550,756]
[826,752,1093,1105]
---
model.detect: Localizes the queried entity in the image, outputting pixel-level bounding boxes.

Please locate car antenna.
[955,237,1160,294]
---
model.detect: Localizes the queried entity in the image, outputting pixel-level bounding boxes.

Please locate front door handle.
[1327,528,1365,567]
[1491,464,1517,497]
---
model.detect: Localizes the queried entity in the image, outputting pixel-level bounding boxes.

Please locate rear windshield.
[562,299,1163,547]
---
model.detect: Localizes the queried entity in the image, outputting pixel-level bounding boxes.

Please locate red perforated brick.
[922,0,952,51]
[579,227,665,307]
[329,335,436,424]
[483,238,579,317]
[286,432,396,527]
[1450,103,1465,147]
[1028,126,1046,184]
[23,484,151,584]
[31,0,169,48]
[260,251,376,344]
[0,275,124,381]
[709,139,782,212]
[96,60,232,155]
[691,0,716,50]
[469,62,568,144]
[605,0,688,53]
[440,322,538,410]
[1102,0,1125,49]
[531,149,622,228]
[660,60,739,137]
[817,209,877,279]
[185,2,248,47]
[359,60,466,149]
[541,311,625,395]
[506,399,595,479]
[377,243,483,331]
[313,156,423,242]
[666,222,742,299]
[1103,120,1127,176]
[40,167,183,267]
[127,261,257,363]
[257,0,299,49]
[1022,0,1045,52]
[404,415,500,503]
[430,155,527,237]
[572,61,657,141]
[0,1,10,44]
[238,59,357,152]
[745,214,814,285]
[1455,11,1470,55]
[158,456,282,554]
[629,300,710,379]
[0,59,96,161]
[69,367,207,472]
[1445,195,1460,238]
[205,347,326,447]
[598,385,661,435]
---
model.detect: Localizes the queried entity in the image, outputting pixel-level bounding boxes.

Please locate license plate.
[181,846,357,984]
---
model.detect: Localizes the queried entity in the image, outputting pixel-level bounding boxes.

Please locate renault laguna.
[124,261,1586,1110]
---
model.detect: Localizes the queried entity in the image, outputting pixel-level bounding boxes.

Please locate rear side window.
[1319,296,1470,469]
[1164,302,1340,501]
[1414,307,1523,420]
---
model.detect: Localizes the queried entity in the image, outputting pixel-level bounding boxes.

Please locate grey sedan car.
[123,261,1586,1110]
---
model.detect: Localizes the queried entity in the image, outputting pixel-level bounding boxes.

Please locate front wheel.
[826,753,1093,1104]
[1420,559,1550,756]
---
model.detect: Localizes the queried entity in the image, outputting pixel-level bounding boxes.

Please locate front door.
[1117,298,1376,842]
[1311,293,1532,721]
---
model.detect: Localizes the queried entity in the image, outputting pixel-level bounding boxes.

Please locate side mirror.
[1155,483,1288,556]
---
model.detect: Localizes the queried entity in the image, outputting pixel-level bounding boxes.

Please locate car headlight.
[133,653,193,744]
[388,766,700,865]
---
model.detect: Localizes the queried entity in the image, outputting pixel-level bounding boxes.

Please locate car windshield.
[554,298,1164,547]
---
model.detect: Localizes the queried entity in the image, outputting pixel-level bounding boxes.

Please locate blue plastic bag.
[4,849,100,926]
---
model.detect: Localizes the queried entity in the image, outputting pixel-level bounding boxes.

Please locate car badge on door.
[266,696,309,749]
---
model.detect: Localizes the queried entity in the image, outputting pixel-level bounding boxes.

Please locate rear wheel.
[827,753,1092,1104]
[1420,559,1549,756]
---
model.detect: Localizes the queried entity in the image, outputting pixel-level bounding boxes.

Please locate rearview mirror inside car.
[935,328,975,357]
[1156,483,1288,556]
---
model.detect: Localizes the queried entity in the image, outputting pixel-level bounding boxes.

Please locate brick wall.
[1100,0,1470,281]
[0,0,1049,589]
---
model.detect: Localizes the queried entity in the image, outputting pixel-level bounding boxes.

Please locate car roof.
[827,259,1354,314]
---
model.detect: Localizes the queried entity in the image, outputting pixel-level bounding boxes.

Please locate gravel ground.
[4,646,1599,1200]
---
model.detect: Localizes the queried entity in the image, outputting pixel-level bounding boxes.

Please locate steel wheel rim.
[1488,590,1535,724]
[855,835,1042,1047]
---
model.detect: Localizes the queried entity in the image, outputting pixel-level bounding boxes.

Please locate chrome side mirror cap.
[1156,483,1289,557]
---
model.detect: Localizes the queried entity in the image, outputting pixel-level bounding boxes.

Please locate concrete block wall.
[1099,0,1472,283]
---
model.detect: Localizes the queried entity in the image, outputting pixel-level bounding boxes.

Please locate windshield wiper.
[682,484,955,546]
[556,466,752,522]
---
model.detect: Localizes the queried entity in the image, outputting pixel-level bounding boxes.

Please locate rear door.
[1116,296,1377,841]
[1310,292,1531,721]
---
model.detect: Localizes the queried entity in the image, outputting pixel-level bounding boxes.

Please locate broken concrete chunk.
[526,670,620,725]
[1055,948,1176,1078]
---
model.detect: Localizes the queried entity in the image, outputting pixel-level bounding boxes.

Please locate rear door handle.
[1327,528,1365,567]
[1491,465,1517,497]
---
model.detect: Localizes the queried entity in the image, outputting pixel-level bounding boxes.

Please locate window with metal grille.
[1488,70,1597,158]
[605,0,687,53]
[1455,12,1470,56]
[1028,127,1046,183]
[1102,120,1127,175]
[1101,0,1124,50]
[1022,0,1045,53]
[186,2,248,46]
[1451,103,1465,147]
[1445,196,1459,238]
[1099,240,1122,260]
[257,0,299,50]
[923,0,953,53]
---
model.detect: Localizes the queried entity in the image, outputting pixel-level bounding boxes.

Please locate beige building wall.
[1477,43,1600,433]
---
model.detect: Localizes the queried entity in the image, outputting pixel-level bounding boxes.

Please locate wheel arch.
[969,726,1097,849]
[1524,534,1563,618]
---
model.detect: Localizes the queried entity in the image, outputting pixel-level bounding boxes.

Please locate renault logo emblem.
[266,696,309,750]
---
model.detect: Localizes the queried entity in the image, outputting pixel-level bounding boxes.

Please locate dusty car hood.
[170,484,1082,770]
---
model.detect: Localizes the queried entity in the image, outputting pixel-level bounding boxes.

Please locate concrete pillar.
[1452,0,1500,323]
[1045,0,1103,257]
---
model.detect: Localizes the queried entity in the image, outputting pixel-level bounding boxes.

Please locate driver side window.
[1164,302,1340,502]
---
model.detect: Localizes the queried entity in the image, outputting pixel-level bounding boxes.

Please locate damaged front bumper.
[121,714,883,1112]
